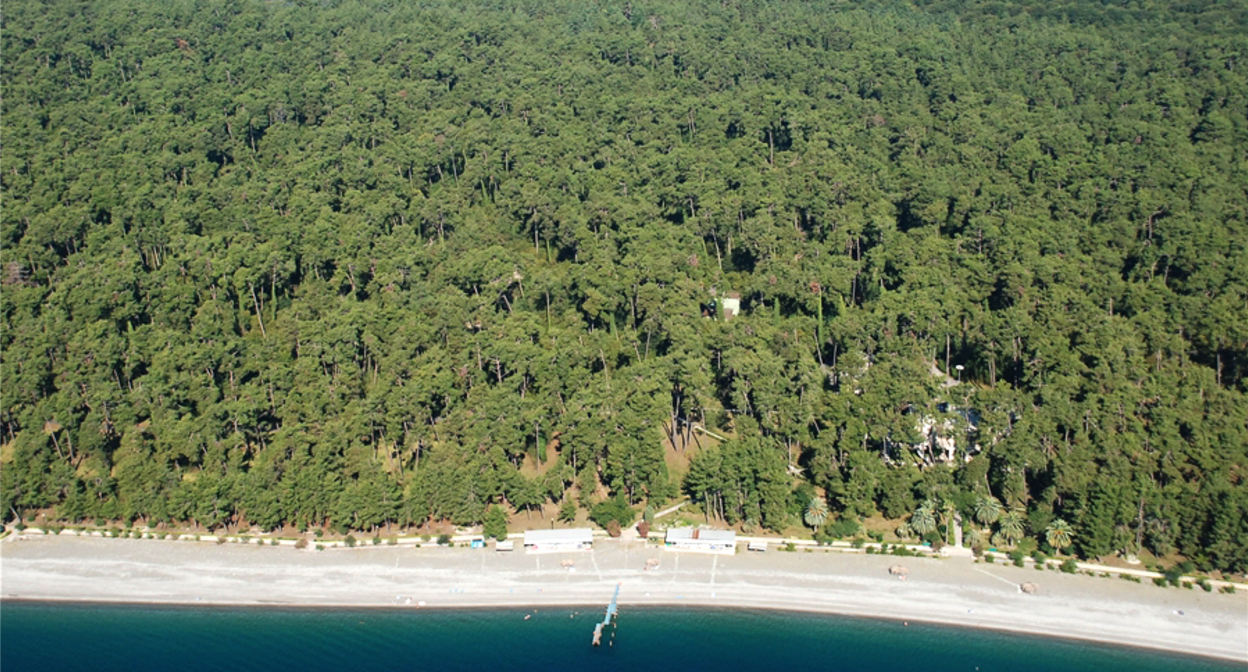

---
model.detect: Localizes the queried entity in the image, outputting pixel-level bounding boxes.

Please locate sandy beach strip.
[2,534,1245,663]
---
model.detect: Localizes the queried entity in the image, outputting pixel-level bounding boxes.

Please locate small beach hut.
[523,528,594,553]
[495,540,514,552]
[664,528,736,554]
[747,540,768,552]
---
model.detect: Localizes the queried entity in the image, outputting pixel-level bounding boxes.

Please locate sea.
[1,601,1240,672]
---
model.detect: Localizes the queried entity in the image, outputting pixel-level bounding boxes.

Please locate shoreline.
[3,535,1245,663]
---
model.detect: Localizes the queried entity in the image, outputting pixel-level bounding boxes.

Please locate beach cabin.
[747,540,768,552]
[495,540,514,552]
[523,528,594,553]
[664,528,737,555]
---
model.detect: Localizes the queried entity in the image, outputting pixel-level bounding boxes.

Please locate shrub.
[1010,550,1026,567]
[866,546,876,554]
[372,536,381,546]
[606,520,622,537]
[14,523,26,532]
[589,496,636,530]
[315,544,324,551]
[785,542,796,552]
[558,499,577,523]
[637,520,650,537]
[313,529,323,538]
[294,538,308,550]
[216,536,227,545]
[1060,559,1079,574]
[851,538,865,549]
[1153,577,1168,587]
[869,530,884,542]
[344,535,357,548]
[437,534,452,546]
[271,539,280,546]
[1163,567,1183,587]
[483,505,509,541]
[387,537,397,546]
[825,517,860,540]
[1219,585,1236,594]
[984,553,995,564]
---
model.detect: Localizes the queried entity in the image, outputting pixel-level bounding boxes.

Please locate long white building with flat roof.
[523,528,594,553]
[664,528,736,554]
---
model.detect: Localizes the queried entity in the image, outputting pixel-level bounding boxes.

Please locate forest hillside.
[2,0,1246,572]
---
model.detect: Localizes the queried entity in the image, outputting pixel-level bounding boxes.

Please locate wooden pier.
[591,583,621,646]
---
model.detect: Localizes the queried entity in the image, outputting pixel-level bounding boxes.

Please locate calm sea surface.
[1,601,1239,672]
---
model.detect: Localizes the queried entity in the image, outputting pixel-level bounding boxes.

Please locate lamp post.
[955,364,964,383]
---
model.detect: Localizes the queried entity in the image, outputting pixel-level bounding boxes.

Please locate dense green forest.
[2,0,1246,572]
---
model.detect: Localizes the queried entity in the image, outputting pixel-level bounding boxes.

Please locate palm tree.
[940,499,959,545]
[1045,518,1074,552]
[974,495,1003,525]
[997,507,1025,546]
[910,501,937,536]
[804,497,829,530]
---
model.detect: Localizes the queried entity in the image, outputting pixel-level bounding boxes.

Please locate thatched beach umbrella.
[889,565,909,578]
[1020,582,1038,594]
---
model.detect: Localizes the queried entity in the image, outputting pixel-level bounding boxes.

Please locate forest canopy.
[2,0,1246,571]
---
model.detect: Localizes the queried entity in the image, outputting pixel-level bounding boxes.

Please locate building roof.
[665,528,736,543]
[523,528,594,544]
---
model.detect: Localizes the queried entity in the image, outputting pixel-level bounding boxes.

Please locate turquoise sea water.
[0,601,1239,672]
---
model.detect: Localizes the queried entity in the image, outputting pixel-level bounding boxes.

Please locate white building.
[664,528,736,554]
[523,528,594,553]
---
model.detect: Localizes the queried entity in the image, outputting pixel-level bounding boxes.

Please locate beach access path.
[2,534,1245,663]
